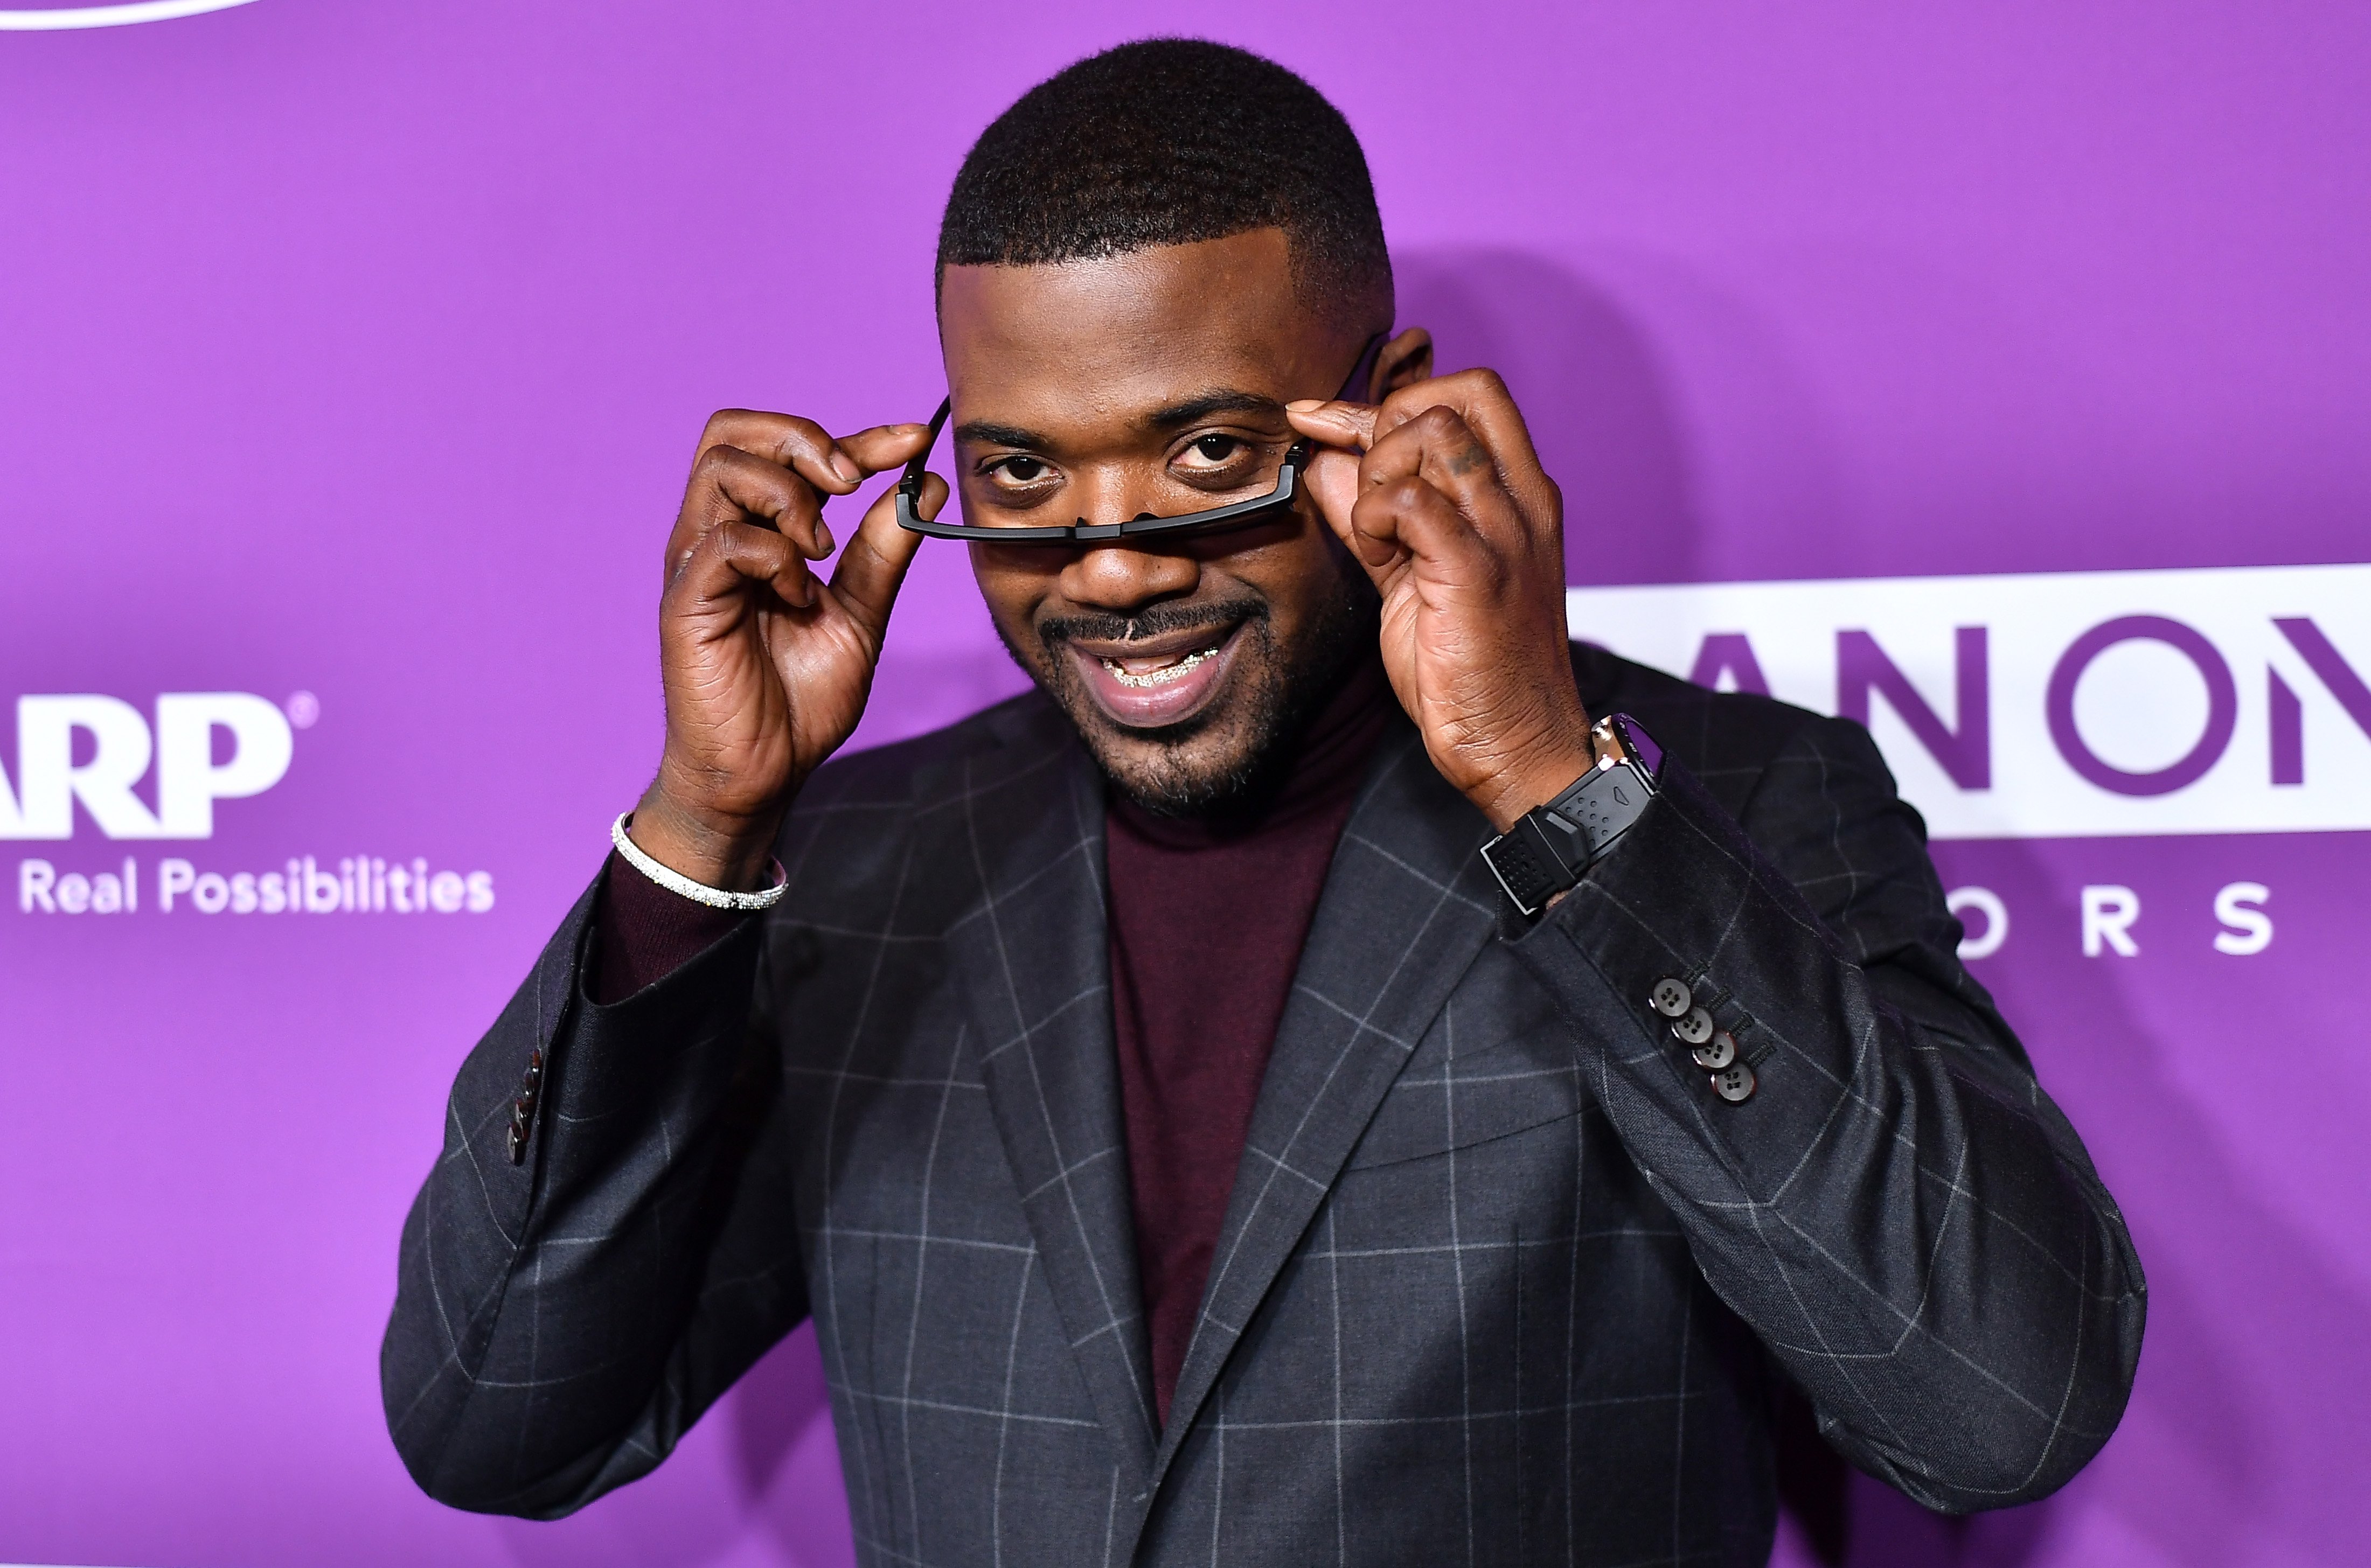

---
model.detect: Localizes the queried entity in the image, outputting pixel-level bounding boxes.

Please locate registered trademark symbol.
[285,691,319,729]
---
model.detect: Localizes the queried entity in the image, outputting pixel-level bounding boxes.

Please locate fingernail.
[1285,399,1325,413]
[816,522,836,555]
[830,452,861,485]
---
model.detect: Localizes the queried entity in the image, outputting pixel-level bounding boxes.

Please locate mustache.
[1036,596,1269,650]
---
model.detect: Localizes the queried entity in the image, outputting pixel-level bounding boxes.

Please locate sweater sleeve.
[591,847,749,1003]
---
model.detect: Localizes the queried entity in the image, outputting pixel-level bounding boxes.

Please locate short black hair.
[937,39,1392,332]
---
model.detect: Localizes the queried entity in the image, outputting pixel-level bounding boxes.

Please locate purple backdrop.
[3,4,2365,1566]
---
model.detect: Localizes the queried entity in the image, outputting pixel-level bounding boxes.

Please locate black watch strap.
[1479,714,1662,916]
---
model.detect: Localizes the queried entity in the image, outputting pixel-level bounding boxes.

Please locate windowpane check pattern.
[384,645,2143,1566]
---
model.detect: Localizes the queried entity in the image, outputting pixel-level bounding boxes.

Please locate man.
[384,39,2143,1566]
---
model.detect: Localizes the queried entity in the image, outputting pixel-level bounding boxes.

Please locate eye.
[1172,431,1262,483]
[985,454,1053,487]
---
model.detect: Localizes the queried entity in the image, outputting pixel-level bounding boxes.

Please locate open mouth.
[1064,621,1248,729]
[1100,645,1223,687]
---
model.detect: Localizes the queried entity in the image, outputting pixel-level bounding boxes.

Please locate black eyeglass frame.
[894,334,1385,546]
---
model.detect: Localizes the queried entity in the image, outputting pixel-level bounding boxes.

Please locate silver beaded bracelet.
[610,812,789,911]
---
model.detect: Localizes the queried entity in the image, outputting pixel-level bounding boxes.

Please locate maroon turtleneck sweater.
[594,658,1393,1427]
[1102,657,1390,1421]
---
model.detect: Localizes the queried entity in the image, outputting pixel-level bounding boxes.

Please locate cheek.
[967,547,1055,640]
[1216,533,1353,640]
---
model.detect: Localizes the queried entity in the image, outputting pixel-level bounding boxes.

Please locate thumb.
[1304,445,1363,547]
[828,473,938,648]
[1288,399,1380,550]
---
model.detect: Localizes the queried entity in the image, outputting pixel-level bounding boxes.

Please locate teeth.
[1102,647,1218,688]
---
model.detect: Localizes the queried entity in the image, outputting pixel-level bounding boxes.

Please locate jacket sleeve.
[378,867,805,1517]
[1507,715,2145,1513]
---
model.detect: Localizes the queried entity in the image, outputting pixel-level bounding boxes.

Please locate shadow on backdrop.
[1904,840,2371,1568]
[1395,247,1705,588]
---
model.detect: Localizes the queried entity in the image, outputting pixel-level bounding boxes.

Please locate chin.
[1086,714,1273,818]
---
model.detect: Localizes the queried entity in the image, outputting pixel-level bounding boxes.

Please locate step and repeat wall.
[3,4,2362,1566]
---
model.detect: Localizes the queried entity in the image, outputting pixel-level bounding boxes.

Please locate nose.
[1056,540,1201,612]
[1045,455,1208,609]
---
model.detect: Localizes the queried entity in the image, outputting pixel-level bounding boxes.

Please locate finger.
[1361,406,1525,543]
[673,444,833,563]
[1372,370,1554,515]
[834,422,936,478]
[669,515,819,611]
[1345,472,1498,584]
[697,410,868,496]
[829,471,944,648]
[1285,398,1381,452]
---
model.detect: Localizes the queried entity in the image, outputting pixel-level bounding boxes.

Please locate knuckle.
[721,523,786,563]
[1412,405,1465,440]
[773,416,831,455]
[694,441,747,476]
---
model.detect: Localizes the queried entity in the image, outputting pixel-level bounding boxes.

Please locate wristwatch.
[1479,713,1664,916]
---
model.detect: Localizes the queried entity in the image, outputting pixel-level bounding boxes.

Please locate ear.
[1369,327,1433,400]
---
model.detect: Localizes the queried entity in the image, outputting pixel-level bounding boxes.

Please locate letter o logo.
[0,2,266,32]
[2046,616,2236,797]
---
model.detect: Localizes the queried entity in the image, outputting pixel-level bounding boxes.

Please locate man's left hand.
[1289,371,1593,833]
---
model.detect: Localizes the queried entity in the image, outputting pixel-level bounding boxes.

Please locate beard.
[998,567,1375,819]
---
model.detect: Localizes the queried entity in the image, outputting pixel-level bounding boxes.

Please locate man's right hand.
[629,412,947,892]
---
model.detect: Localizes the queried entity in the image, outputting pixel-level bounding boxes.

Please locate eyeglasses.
[895,334,1384,546]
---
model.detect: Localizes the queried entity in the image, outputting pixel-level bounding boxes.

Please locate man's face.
[939,228,1381,814]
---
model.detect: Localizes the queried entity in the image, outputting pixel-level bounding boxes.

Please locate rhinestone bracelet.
[610,812,788,911]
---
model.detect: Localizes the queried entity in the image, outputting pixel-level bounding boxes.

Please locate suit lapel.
[1148,719,1504,1486]
[939,698,1160,1487]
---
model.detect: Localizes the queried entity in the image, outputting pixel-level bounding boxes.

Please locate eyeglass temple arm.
[897,399,954,504]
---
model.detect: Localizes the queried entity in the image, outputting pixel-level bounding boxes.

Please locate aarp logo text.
[0,694,293,840]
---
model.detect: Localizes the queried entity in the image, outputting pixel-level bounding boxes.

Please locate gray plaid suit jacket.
[383,644,2143,1566]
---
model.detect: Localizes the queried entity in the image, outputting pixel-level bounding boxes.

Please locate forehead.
[938,228,1329,427]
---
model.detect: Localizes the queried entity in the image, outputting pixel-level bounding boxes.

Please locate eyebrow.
[951,388,1287,453]
[951,420,1048,450]
[1144,389,1284,430]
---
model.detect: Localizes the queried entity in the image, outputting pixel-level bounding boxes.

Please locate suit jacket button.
[506,1121,528,1165]
[1711,1061,1757,1103]
[1692,1030,1737,1070]
[1650,978,1693,1017]
[1671,1005,1715,1046]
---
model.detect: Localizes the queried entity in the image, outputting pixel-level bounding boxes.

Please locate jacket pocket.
[1344,1056,1580,1170]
